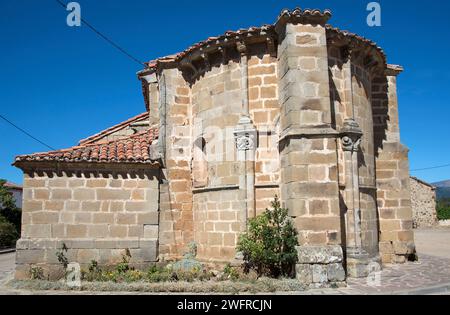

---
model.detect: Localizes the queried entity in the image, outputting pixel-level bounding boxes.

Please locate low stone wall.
[16,168,160,279]
[410,177,437,228]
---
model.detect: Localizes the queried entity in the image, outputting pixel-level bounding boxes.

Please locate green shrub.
[237,196,299,278]
[0,218,19,248]
[56,243,69,269]
[146,265,172,283]
[222,264,240,281]
[437,199,450,220]
[116,249,132,274]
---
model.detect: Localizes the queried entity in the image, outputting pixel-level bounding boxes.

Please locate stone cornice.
[326,26,387,75]
[14,161,160,177]
[275,8,332,31]
[386,64,404,76]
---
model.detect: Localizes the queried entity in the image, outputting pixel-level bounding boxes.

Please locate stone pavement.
[0,252,15,289]
[1,228,450,295]
[414,227,450,259]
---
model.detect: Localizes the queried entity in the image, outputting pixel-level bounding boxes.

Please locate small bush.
[146,265,172,283]
[113,249,132,274]
[56,243,69,269]
[237,196,299,278]
[222,264,240,281]
[0,218,19,248]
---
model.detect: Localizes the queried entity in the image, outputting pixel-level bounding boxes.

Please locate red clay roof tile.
[14,128,159,165]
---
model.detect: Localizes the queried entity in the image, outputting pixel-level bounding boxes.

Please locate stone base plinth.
[295,245,346,287]
[346,248,383,278]
[15,238,159,280]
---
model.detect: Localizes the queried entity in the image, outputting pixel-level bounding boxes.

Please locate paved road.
[415,227,450,259]
[0,252,15,287]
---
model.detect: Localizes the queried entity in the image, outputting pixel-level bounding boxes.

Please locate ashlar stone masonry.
[14,7,416,286]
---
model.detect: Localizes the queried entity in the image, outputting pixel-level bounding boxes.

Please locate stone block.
[86,179,108,188]
[16,239,30,250]
[327,263,346,282]
[95,240,118,249]
[346,257,370,278]
[73,189,96,201]
[131,242,158,262]
[96,189,131,200]
[88,225,109,238]
[117,239,140,249]
[67,239,95,249]
[125,201,150,212]
[66,225,87,238]
[117,213,137,225]
[51,189,72,200]
[23,224,52,238]
[27,239,57,250]
[295,216,340,232]
[16,249,46,264]
[128,225,143,238]
[32,212,59,224]
[109,226,127,238]
[93,213,115,224]
[312,264,327,283]
[77,249,100,264]
[296,245,343,264]
[81,201,102,212]
[295,264,312,284]
[144,225,159,239]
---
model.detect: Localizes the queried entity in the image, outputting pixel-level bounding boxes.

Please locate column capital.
[341,119,363,152]
[234,118,257,152]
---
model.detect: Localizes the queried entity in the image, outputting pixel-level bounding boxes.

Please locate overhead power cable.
[55,0,146,66]
[0,114,56,151]
[411,164,450,172]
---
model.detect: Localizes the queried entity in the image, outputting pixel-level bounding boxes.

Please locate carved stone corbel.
[236,41,247,56]
[341,118,363,152]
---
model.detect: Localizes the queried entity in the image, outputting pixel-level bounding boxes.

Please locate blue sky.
[1,0,449,184]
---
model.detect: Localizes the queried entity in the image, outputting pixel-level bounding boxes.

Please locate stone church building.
[13,8,416,284]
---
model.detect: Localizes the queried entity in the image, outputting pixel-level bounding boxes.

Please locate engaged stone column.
[341,119,371,277]
[234,42,257,227]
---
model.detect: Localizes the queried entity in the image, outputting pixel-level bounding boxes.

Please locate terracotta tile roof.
[14,128,159,165]
[78,112,149,145]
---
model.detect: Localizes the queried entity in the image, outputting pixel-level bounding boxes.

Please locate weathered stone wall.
[277,20,345,286]
[188,48,281,260]
[278,22,341,245]
[351,60,379,256]
[16,168,160,279]
[193,189,245,262]
[410,177,437,228]
[373,70,416,264]
[248,54,281,215]
[158,68,194,260]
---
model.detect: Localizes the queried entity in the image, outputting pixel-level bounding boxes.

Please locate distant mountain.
[433,180,450,188]
[433,180,450,200]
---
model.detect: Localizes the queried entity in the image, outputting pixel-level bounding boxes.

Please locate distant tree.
[437,198,450,221]
[0,179,22,233]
